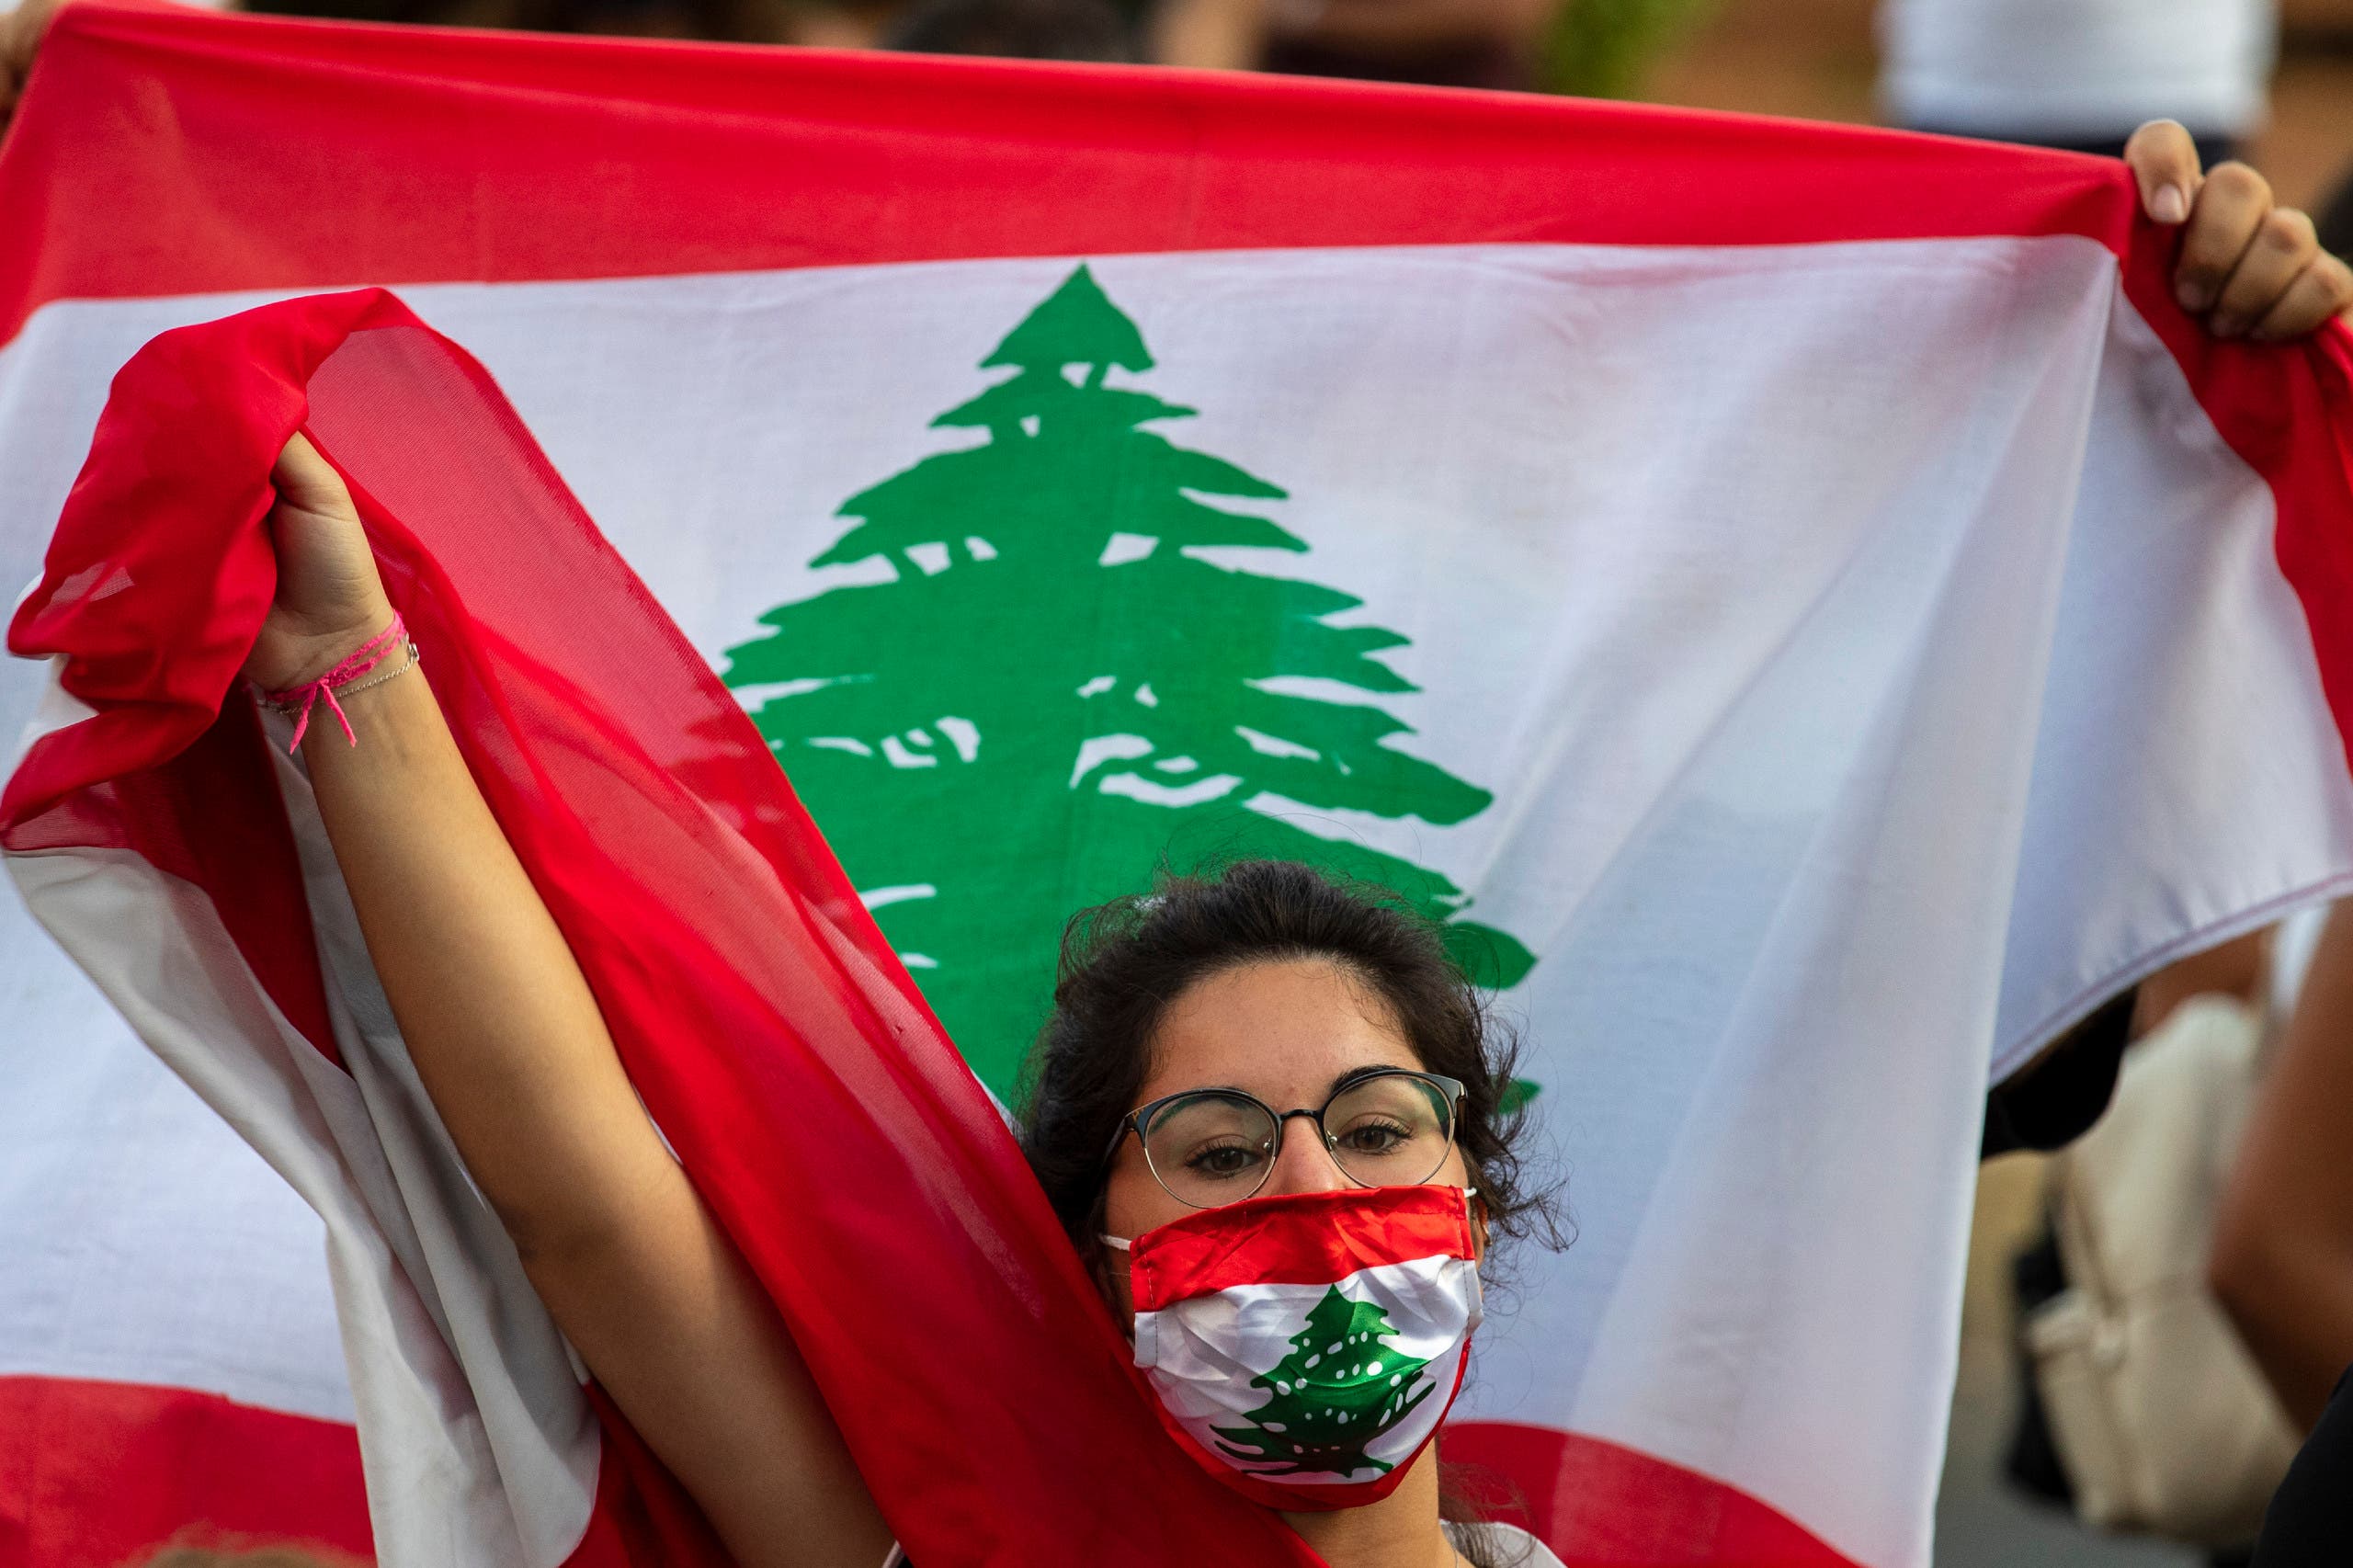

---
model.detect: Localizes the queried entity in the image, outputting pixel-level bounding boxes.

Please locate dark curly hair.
[1017,859,1561,1274]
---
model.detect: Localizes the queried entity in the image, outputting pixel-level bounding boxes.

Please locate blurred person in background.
[881,0,1134,60]
[2209,902,2353,1565]
[1150,0,1552,87]
[1880,0,2277,165]
[2212,903,2353,1432]
[230,0,1143,67]
[234,0,1134,60]
[1982,933,2270,1165]
[239,0,811,42]
[1999,929,2296,1568]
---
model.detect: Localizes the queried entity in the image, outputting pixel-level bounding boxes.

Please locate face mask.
[1103,1182,1483,1511]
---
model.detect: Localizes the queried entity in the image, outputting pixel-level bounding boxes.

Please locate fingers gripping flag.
[6,6,2353,1568]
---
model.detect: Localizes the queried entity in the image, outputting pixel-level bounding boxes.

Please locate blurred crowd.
[229,0,1570,87]
[201,0,2353,241]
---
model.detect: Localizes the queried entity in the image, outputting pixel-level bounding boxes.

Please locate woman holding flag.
[4,0,2351,1553]
[206,123,2353,1568]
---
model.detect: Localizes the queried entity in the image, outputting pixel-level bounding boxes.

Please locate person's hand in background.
[2126,119,2353,342]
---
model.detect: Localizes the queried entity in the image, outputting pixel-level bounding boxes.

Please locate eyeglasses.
[1103,1069,1466,1210]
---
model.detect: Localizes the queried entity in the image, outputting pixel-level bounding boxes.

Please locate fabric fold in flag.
[2,288,1313,1568]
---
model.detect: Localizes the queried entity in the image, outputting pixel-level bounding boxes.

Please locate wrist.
[255,610,419,753]
[259,603,398,691]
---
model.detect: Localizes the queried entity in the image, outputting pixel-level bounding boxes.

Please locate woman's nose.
[1263,1115,1355,1196]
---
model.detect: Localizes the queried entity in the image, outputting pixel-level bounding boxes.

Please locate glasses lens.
[1141,1092,1281,1208]
[1323,1074,1455,1187]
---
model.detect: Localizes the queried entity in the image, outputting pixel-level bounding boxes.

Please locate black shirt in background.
[2250,1365,2353,1566]
[1980,989,2137,1160]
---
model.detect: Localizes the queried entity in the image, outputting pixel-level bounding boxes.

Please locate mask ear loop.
[1083,1176,1135,1329]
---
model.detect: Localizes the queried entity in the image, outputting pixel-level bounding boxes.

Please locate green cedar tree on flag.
[720,265,1533,1094]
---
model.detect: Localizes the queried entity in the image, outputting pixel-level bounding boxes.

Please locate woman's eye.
[1186,1142,1266,1178]
[1338,1119,1410,1154]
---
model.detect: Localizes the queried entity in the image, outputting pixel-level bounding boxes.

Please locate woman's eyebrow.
[1144,1082,1251,1102]
[1324,1063,1401,1097]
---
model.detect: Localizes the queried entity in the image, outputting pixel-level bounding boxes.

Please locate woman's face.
[1096,957,1474,1319]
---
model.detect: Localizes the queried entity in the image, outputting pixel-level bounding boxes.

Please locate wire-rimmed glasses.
[1103,1068,1466,1210]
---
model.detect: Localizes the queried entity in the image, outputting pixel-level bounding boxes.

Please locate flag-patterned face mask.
[1103,1182,1483,1511]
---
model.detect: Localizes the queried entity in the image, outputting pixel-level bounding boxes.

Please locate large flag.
[5,4,2353,1566]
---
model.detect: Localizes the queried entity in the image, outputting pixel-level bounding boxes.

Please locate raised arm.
[250,435,889,1567]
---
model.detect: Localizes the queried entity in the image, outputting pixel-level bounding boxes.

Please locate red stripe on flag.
[1442,1422,1866,1568]
[0,1374,371,1567]
[0,1,2135,345]
[0,1374,727,1568]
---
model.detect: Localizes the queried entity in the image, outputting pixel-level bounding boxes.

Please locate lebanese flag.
[6,6,2353,1568]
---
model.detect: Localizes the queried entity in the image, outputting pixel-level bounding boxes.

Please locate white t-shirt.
[881,1520,1567,1566]
[1878,0,2277,140]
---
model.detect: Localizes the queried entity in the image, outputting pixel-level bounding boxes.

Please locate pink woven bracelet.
[256,614,417,752]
